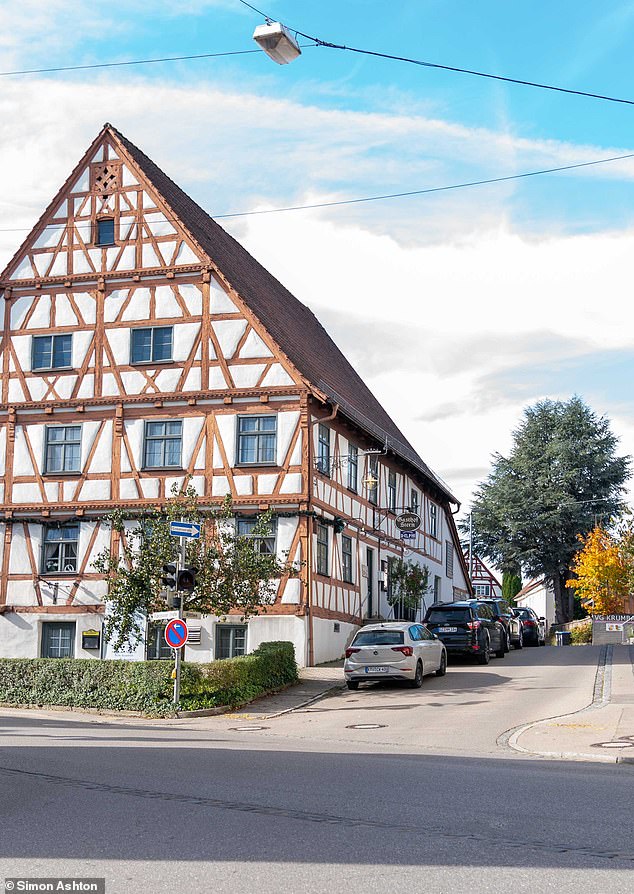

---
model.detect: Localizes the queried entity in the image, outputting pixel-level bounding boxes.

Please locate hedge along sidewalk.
[0,641,298,718]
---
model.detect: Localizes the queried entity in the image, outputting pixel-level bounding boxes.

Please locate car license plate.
[439,627,457,633]
[365,666,389,673]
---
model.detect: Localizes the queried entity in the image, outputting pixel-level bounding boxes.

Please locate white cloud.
[1,73,633,508]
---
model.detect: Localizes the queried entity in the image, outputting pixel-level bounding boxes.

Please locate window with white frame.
[473,583,491,596]
[32,334,72,371]
[237,415,277,465]
[317,423,330,475]
[143,420,183,468]
[388,470,397,511]
[341,535,353,583]
[433,575,441,602]
[237,516,277,555]
[347,444,358,492]
[42,523,79,574]
[44,426,82,474]
[131,326,173,364]
[410,489,419,514]
[316,523,329,576]
[429,503,438,538]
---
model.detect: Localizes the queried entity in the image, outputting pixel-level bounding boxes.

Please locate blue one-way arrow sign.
[169,521,202,539]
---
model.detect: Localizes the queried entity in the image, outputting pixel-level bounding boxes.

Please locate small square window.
[143,420,183,469]
[45,426,82,474]
[42,524,79,574]
[237,415,277,465]
[216,625,247,659]
[96,218,115,246]
[131,327,173,364]
[32,334,72,371]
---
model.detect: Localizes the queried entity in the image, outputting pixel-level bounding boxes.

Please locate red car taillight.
[391,646,414,656]
[345,647,360,658]
[466,621,481,629]
[524,620,536,627]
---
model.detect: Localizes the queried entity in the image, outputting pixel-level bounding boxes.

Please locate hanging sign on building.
[395,512,421,532]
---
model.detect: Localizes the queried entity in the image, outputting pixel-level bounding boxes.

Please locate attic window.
[91,162,121,193]
[96,218,115,246]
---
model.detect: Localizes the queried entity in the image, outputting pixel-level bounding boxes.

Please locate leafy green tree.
[468,398,629,624]
[388,558,431,618]
[502,570,523,604]
[93,487,299,651]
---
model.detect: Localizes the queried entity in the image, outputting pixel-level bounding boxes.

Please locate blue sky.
[2,0,634,506]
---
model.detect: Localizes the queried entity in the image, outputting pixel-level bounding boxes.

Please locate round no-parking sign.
[164,618,188,649]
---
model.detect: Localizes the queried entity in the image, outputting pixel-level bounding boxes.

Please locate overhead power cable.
[0,152,632,235]
[237,0,634,108]
[0,48,266,78]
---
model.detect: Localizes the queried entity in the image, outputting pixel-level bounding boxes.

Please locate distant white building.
[462,549,502,599]
[515,578,555,630]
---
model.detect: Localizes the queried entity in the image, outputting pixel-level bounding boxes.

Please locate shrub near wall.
[180,641,299,711]
[0,642,299,716]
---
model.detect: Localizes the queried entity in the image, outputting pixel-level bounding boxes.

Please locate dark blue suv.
[423,601,506,664]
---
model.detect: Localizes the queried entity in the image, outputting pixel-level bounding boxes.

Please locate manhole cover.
[345,723,387,730]
[229,726,270,732]
[591,740,634,749]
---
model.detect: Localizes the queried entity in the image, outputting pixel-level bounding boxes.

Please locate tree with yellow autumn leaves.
[567,523,634,615]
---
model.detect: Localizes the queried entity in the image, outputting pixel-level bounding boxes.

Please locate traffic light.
[166,593,182,611]
[332,516,345,534]
[161,563,177,590]
[177,567,197,593]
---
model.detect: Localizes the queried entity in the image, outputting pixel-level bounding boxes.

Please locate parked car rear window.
[353,630,405,646]
[426,608,471,624]
[514,608,533,619]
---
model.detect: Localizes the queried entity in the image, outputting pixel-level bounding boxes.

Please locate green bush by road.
[0,641,298,716]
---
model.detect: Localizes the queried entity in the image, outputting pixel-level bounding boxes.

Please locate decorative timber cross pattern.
[91,162,121,193]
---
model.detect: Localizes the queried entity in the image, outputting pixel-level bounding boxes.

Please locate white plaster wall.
[173,322,199,361]
[0,612,106,659]
[11,336,31,374]
[28,294,51,329]
[212,319,247,358]
[215,415,236,465]
[277,412,299,465]
[107,328,130,367]
[229,364,265,388]
[261,364,294,387]
[246,615,307,667]
[10,295,33,329]
[311,616,359,666]
[239,330,273,359]
[178,283,203,316]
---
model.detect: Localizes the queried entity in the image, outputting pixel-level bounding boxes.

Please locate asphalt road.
[1,646,633,894]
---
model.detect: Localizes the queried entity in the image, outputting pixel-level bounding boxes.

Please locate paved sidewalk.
[214,662,345,720]
[510,644,634,762]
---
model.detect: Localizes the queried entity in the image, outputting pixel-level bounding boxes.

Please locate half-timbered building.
[0,124,470,665]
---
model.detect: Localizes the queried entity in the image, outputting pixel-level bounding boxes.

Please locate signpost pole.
[173,525,187,706]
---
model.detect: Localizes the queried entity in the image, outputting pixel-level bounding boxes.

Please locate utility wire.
[237,0,634,108]
[0,48,264,78]
[0,152,632,234]
[214,153,634,219]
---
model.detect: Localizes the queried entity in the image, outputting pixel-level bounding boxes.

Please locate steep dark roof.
[111,126,457,504]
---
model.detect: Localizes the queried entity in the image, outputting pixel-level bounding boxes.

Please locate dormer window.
[96,217,115,246]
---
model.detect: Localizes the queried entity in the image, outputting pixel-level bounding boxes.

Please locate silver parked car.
[344,622,447,690]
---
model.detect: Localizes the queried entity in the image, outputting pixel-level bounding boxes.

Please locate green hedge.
[0,641,298,716]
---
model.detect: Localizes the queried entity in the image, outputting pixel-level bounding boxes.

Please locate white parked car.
[344,622,447,690]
